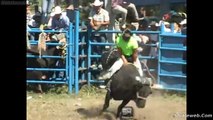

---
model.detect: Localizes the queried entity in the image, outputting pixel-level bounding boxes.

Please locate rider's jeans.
[107,57,143,78]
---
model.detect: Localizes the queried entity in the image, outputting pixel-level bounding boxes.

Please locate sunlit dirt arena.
[27,87,186,120]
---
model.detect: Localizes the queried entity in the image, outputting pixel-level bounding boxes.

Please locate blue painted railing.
[27,11,187,93]
[158,32,186,91]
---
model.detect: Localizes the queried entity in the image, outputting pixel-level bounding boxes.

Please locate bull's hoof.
[99,109,107,115]
[100,108,110,115]
[99,110,103,115]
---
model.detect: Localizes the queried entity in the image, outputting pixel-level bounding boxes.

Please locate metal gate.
[27,12,186,93]
[158,32,186,91]
[27,10,82,94]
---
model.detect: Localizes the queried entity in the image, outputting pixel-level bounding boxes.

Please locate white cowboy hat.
[92,0,103,6]
[26,0,29,5]
[180,19,187,25]
[164,21,170,25]
[54,6,62,14]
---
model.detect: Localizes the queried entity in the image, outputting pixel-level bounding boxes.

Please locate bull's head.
[134,78,152,108]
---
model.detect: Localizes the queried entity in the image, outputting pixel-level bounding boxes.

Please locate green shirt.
[116,35,138,56]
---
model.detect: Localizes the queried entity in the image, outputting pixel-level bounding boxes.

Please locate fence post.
[74,8,79,94]
[68,23,73,94]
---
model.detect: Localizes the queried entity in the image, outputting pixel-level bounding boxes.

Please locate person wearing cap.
[88,0,109,31]
[98,27,143,80]
[88,0,110,68]
[50,6,70,46]
[158,14,171,32]
[51,6,70,30]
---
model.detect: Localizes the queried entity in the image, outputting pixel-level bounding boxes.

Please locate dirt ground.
[27,88,186,120]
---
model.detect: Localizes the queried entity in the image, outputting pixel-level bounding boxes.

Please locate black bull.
[100,49,152,118]
[27,41,64,92]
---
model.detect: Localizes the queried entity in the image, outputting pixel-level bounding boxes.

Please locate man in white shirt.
[88,0,110,68]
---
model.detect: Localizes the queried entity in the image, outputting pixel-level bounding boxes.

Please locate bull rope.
[140,60,156,83]
[38,32,47,58]
[105,48,118,65]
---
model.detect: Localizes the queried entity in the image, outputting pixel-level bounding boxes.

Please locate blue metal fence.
[158,32,186,91]
[27,13,186,93]
[27,24,74,93]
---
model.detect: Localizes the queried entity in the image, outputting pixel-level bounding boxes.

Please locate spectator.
[138,17,149,31]
[111,0,139,28]
[51,6,70,30]
[158,14,171,32]
[148,21,159,31]
[178,12,187,34]
[88,0,110,68]
[147,21,159,60]
[180,18,187,35]
[48,6,70,47]
[89,0,109,31]
[163,22,171,32]
[40,0,55,29]
[173,22,182,33]
[27,1,35,27]
[138,7,146,19]
[27,1,36,40]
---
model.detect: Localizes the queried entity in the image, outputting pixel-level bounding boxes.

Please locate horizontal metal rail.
[139,56,157,59]
[89,42,115,46]
[160,33,186,38]
[27,55,64,58]
[160,47,186,51]
[89,80,105,83]
[27,68,66,71]
[27,80,67,84]
[159,73,186,78]
[29,42,66,46]
[159,60,186,64]
[91,30,160,34]
[28,28,68,33]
